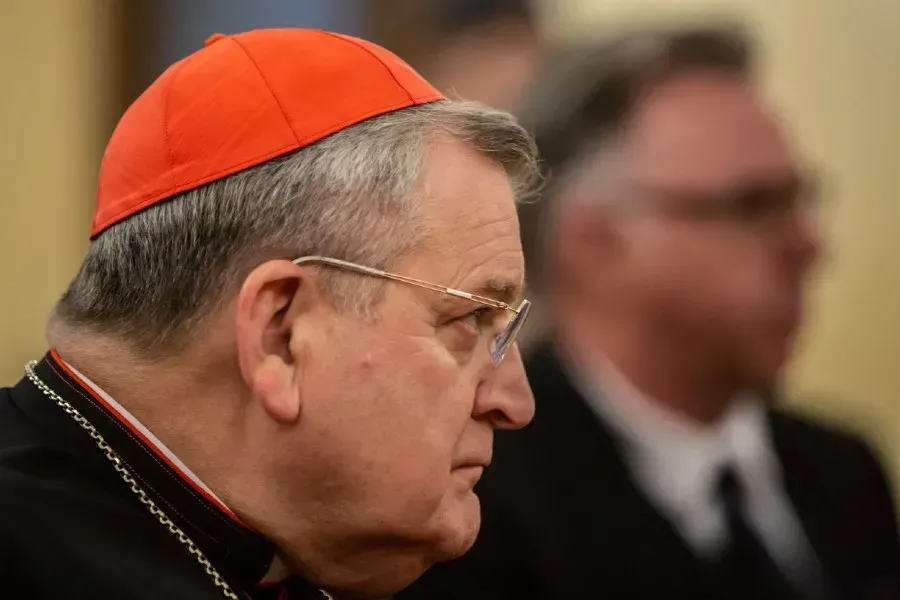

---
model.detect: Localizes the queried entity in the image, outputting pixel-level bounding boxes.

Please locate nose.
[473,344,535,430]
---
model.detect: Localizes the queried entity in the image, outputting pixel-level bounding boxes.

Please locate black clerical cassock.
[0,351,330,599]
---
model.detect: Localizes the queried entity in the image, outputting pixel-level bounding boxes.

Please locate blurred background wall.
[0,1,118,384]
[1,0,899,487]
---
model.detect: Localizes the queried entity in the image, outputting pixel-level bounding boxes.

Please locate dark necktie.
[712,465,808,600]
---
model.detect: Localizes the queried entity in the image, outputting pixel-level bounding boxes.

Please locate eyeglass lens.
[490,300,532,366]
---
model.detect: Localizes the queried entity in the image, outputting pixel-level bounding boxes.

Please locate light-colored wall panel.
[0,1,117,384]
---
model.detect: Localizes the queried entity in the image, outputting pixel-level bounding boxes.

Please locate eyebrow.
[467,277,525,305]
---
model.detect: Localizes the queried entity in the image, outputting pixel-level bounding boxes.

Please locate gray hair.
[53,100,539,356]
[517,21,755,292]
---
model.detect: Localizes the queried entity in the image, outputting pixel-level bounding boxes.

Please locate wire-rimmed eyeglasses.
[292,256,531,366]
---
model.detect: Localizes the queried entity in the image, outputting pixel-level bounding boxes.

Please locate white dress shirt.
[565,353,818,585]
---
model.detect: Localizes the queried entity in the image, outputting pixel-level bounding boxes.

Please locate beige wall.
[540,0,900,484]
[0,1,117,384]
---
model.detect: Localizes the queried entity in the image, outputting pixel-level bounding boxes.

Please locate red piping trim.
[48,349,248,527]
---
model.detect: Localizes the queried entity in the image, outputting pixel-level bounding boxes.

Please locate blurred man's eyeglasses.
[292,256,531,366]
[611,171,822,235]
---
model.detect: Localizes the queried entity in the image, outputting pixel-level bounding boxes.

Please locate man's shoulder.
[769,406,897,509]
[0,387,224,598]
[769,406,883,463]
[0,382,139,541]
[0,400,126,531]
[0,383,97,484]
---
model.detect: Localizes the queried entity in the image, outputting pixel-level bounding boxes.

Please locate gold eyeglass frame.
[292,256,531,366]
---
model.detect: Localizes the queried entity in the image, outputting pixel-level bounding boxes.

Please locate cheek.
[374,344,476,449]
[343,341,480,521]
[324,334,476,468]
[644,233,771,309]
[699,249,788,320]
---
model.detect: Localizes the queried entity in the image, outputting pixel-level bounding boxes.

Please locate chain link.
[25,361,333,600]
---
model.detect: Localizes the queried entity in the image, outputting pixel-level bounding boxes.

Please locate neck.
[556,299,737,424]
[52,330,248,501]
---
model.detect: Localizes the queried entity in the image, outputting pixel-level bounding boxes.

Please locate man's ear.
[234,260,322,424]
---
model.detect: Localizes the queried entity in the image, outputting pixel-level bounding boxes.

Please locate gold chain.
[24,361,333,600]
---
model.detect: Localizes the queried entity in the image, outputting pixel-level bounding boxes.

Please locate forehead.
[405,135,525,298]
[624,72,797,185]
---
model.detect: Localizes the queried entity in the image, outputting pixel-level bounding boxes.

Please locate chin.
[283,485,484,596]
[748,335,795,383]
[315,503,482,599]
[745,359,788,397]
[428,489,482,562]
[282,540,434,600]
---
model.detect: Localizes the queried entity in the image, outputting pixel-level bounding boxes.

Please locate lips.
[455,465,486,486]
[454,458,491,470]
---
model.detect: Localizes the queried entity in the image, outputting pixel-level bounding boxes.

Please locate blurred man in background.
[402,23,900,600]
[0,28,538,599]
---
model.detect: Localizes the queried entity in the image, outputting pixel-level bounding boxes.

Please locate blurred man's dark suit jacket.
[399,344,900,600]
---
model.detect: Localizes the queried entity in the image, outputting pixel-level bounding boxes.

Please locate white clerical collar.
[61,359,229,509]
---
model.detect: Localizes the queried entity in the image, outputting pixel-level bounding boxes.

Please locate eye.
[732,188,780,220]
[451,307,496,335]
[730,178,809,221]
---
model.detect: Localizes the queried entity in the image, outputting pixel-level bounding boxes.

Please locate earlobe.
[250,355,302,424]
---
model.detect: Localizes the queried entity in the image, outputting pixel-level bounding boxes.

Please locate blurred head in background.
[522,23,823,420]
[421,0,540,112]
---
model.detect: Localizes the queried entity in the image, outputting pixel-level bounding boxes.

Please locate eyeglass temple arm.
[292,256,515,311]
